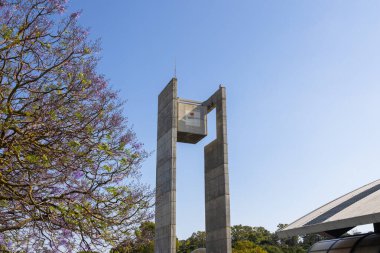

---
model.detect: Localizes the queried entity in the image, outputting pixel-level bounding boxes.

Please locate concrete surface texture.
[203,87,231,253]
[155,79,231,253]
[277,179,380,238]
[155,79,177,253]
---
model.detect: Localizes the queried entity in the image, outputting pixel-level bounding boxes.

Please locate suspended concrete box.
[177,98,207,144]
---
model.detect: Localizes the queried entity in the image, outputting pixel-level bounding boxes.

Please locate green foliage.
[232,225,273,246]
[0,247,11,253]
[108,222,321,253]
[176,223,323,253]
[233,240,268,253]
[177,231,206,252]
[301,233,325,250]
[262,245,284,253]
[110,222,155,253]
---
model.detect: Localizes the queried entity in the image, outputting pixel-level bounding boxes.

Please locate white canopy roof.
[277,179,380,238]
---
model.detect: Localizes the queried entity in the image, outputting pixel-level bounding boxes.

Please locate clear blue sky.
[69,1,380,239]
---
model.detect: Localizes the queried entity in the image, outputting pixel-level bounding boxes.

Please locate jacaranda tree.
[0,0,153,252]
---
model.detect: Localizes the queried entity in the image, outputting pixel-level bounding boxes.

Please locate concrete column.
[204,86,232,253]
[155,78,177,253]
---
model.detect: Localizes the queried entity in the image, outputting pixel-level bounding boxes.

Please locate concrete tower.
[155,78,231,253]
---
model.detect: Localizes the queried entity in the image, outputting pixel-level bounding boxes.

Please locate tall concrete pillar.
[203,86,231,253]
[155,79,231,253]
[155,79,177,253]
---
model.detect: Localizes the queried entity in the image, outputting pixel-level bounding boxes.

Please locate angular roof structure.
[277,179,380,238]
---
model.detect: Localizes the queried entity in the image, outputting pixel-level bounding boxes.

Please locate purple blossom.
[72,170,84,179]
[3,9,11,21]
[51,187,64,194]
[62,229,72,238]
[70,11,80,20]
[47,0,66,13]
[120,131,134,144]
[132,142,143,150]
[58,238,68,247]
[113,175,124,183]
[110,114,122,127]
